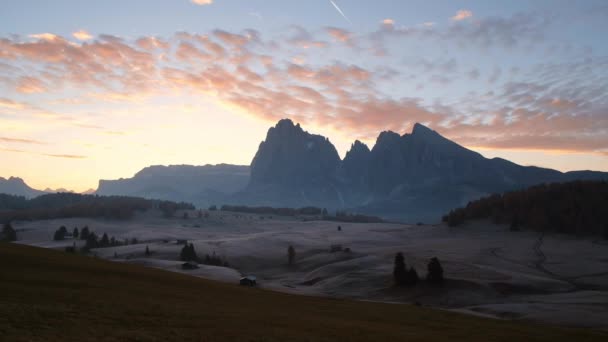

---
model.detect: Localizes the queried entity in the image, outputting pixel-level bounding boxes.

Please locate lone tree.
[407,267,419,286]
[145,245,151,256]
[83,232,99,251]
[427,257,444,284]
[393,252,407,285]
[53,226,68,241]
[287,245,296,266]
[180,243,198,262]
[1,222,17,242]
[80,226,90,240]
[100,233,110,247]
[73,227,79,239]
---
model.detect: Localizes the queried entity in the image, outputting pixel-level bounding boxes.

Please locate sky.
[1,0,607,192]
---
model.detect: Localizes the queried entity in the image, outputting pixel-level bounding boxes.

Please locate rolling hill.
[0,242,606,341]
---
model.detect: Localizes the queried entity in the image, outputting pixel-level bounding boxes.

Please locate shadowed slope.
[0,243,606,341]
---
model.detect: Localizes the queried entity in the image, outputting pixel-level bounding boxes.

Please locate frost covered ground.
[13,209,608,328]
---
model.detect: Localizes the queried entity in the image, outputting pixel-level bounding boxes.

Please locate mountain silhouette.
[0,177,45,198]
[237,119,608,222]
[5,119,606,222]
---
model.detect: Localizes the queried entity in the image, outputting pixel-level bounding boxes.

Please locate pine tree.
[73,227,79,239]
[145,245,151,256]
[80,226,90,240]
[406,267,419,286]
[1,222,17,242]
[288,245,296,266]
[427,257,444,284]
[180,243,198,261]
[393,252,407,285]
[100,233,110,247]
[53,226,68,241]
[84,232,98,250]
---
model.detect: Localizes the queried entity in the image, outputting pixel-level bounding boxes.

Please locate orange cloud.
[28,33,60,41]
[1,28,606,157]
[191,0,212,5]
[16,76,46,93]
[326,27,352,42]
[0,98,26,110]
[72,30,93,41]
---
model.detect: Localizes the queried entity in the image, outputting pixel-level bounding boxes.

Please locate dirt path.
[488,234,608,291]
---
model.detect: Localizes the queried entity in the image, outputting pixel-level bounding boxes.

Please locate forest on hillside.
[442,180,608,237]
[219,204,384,223]
[0,193,194,223]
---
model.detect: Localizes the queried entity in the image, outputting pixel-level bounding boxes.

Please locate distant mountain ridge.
[0,177,45,198]
[96,164,250,207]
[3,119,607,222]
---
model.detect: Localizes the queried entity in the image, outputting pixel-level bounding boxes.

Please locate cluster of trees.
[0,193,194,223]
[1,222,17,241]
[81,232,127,251]
[0,194,28,210]
[393,253,444,287]
[159,201,195,218]
[203,251,230,267]
[324,211,384,223]
[219,205,324,216]
[393,253,419,286]
[53,226,69,241]
[217,205,384,223]
[442,180,608,237]
[52,224,139,253]
[179,243,229,267]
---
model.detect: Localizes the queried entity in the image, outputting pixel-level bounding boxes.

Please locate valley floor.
[11,209,608,329]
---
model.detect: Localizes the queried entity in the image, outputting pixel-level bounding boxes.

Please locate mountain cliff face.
[238,120,608,222]
[242,119,343,207]
[0,177,45,198]
[250,119,340,186]
[96,164,249,207]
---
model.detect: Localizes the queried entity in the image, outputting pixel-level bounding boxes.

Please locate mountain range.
[2,119,607,222]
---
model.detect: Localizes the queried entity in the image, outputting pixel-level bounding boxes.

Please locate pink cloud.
[326,27,352,42]
[1,27,606,156]
[451,10,473,21]
[16,76,46,93]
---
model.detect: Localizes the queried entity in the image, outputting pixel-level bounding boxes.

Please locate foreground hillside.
[0,243,606,341]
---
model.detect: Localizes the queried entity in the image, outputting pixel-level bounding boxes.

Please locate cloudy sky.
[1,0,607,191]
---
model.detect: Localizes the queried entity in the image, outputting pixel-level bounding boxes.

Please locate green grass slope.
[0,243,605,341]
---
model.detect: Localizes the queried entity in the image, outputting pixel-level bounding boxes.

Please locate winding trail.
[488,234,608,291]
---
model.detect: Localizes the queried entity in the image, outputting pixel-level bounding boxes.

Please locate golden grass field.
[1,242,606,341]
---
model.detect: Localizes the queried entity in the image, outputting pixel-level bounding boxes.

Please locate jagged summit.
[0,176,45,198]
[411,122,434,135]
[249,118,340,187]
[346,140,370,155]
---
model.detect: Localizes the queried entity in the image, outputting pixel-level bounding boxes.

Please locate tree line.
[393,253,444,287]
[179,243,230,267]
[218,204,384,223]
[0,193,194,223]
[442,180,608,237]
[219,205,324,216]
